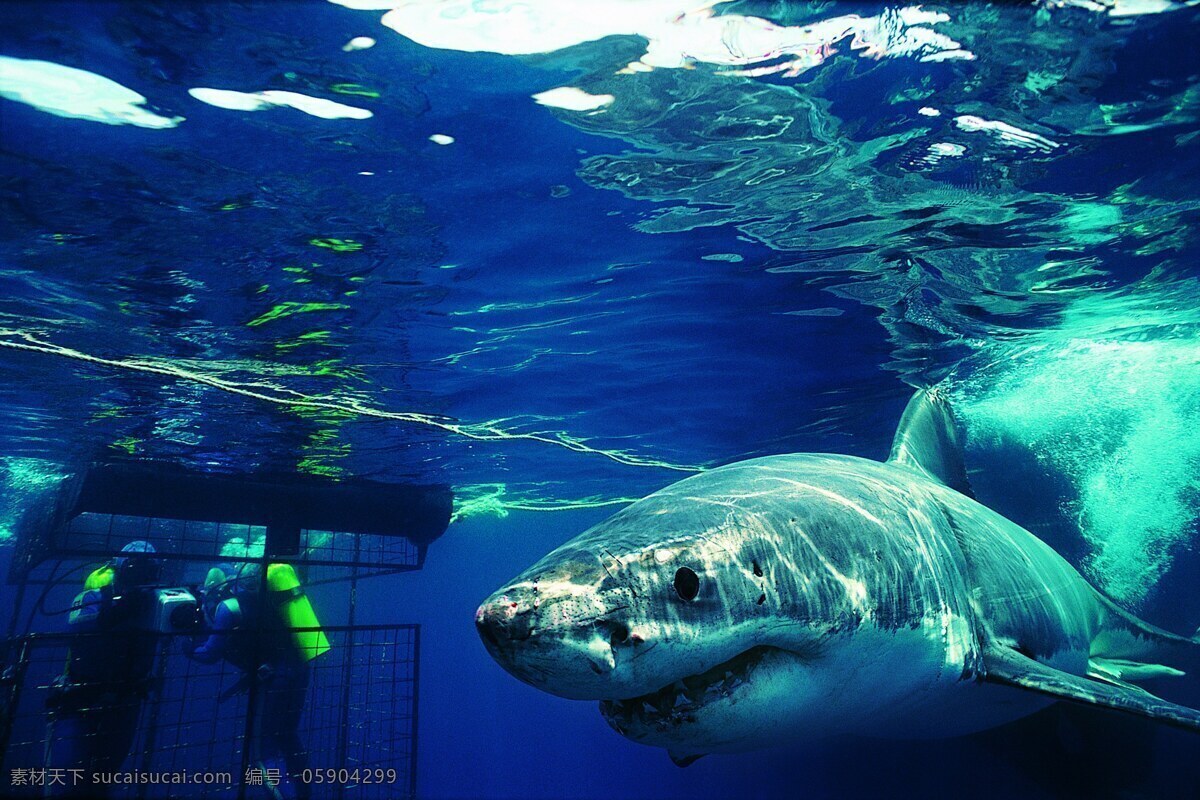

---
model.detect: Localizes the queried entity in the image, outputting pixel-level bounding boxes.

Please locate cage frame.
[0,623,421,800]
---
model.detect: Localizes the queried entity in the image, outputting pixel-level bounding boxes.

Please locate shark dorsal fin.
[887,388,973,497]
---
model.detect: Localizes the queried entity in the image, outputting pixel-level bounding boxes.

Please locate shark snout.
[475,573,651,699]
[475,590,537,647]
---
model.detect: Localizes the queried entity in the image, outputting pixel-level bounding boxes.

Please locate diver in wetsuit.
[187,562,328,800]
[45,541,162,798]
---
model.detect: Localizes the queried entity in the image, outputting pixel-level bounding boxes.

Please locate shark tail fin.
[887,387,974,498]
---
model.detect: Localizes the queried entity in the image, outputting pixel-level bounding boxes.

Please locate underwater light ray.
[0,330,702,473]
[449,486,639,524]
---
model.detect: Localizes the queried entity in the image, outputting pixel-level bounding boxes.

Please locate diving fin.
[219,671,253,702]
[887,388,974,498]
[983,644,1200,733]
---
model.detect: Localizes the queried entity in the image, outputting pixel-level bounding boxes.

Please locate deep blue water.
[2,1,1200,798]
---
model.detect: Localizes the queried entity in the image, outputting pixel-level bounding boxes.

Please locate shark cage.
[0,462,452,799]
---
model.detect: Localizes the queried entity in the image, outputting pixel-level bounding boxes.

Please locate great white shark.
[475,389,1200,764]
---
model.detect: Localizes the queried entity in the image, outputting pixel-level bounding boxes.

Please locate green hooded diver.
[475,389,1200,765]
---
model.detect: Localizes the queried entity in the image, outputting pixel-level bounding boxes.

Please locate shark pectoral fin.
[668,751,705,768]
[983,645,1200,733]
[886,388,974,498]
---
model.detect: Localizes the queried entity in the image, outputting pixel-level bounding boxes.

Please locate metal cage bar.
[0,625,419,799]
[7,465,451,583]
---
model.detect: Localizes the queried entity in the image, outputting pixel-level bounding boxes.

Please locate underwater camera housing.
[151,587,202,633]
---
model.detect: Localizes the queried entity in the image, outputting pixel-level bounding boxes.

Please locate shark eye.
[673,567,700,601]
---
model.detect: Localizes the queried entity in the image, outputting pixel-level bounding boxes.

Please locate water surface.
[2,1,1199,797]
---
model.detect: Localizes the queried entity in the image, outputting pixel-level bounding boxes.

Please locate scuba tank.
[83,564,114,591]
[265,563,330,661]
[67,564,113,626]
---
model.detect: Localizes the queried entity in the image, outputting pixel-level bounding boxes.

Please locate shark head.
[475,469,845,758]
[476,392,1000,760]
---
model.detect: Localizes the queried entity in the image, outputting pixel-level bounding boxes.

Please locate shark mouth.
[600,646,772,731]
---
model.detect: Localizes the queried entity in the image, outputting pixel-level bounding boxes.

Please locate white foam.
[914,141,967,167]
[532,87,614,112]
[0,56,182,128]
[189,88,372,119]
[343,36,377,51]
[931,142,964,156]
[328,0,397,9]
[357,1,971,78]
[1049,0,1187,16]
[954,114,1060,152]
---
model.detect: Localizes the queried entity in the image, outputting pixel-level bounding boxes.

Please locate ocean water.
[1,1,1199,798]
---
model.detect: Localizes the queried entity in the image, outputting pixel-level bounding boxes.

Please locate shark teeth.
[600,646,770,728]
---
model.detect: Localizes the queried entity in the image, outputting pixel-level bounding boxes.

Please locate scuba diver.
[187,561,328,800]
[45,541,162,798]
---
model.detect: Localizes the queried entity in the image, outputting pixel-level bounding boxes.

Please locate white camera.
[153,587,200,633]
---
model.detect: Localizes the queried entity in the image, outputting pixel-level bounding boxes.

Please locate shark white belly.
[476,389,1200,764]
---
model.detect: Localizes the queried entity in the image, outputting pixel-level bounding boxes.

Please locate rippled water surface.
[2,1,1200,797]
